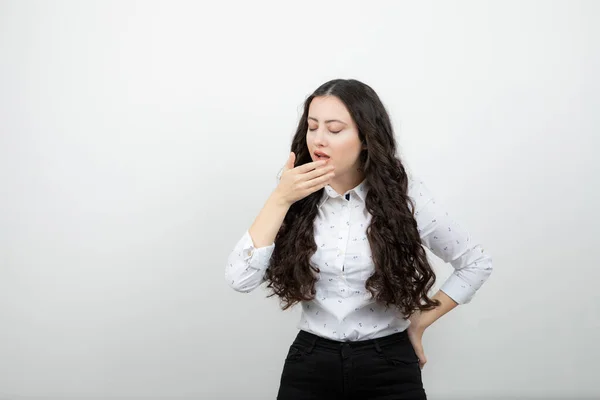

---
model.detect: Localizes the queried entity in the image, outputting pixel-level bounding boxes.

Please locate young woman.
[225,79,493,399]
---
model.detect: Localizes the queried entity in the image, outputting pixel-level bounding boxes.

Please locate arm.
[225,154,334,293]
[406,176,493,367]
[410,290,458,331]
[409,177,493,326]
[225,192,289,293]
[248,192,290,248]
[408,290,458,369]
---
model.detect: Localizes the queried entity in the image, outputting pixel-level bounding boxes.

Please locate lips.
[314,150,330,159]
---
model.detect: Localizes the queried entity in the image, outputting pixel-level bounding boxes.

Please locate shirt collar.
[318,179,369,208]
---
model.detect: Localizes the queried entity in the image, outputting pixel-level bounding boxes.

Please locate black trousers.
[277,329,427,400]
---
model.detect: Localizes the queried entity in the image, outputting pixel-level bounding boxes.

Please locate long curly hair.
[264,79,440,318]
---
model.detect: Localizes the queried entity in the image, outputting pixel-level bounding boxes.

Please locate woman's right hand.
[274,152,335,206]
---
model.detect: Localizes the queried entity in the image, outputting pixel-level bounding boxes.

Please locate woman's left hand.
[407,315,427,369]
[406,292,458,370]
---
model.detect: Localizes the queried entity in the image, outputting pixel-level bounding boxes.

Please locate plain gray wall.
[0,0,598,399]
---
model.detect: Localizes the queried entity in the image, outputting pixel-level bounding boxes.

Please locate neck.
[329,171,365,195]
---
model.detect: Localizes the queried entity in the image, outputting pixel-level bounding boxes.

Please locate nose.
[312,127,327,147]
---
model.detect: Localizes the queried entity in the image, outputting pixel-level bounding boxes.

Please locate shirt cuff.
[239,231,275,270]
[439,273,477,305]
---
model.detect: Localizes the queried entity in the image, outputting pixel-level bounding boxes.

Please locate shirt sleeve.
[408,176,493,304]
[224,231,275,293]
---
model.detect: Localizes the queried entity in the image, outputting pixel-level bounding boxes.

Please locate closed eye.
[308,127,342,134]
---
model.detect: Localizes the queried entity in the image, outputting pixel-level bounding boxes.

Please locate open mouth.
[314,151,330,160]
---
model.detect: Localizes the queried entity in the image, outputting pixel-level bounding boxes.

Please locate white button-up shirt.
[225,175,493,341]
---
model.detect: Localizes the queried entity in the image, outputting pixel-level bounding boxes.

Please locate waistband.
[295,329,408,352]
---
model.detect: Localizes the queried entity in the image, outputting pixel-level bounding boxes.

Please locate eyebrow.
[308,117,347,125]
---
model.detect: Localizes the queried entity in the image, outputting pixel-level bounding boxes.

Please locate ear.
[361,141,367,150]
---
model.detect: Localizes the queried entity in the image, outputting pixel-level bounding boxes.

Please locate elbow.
[224,271,246,293]
[224,271,259,293]
[485,253,494,274]
[227,281,254,294]
[480,255,494,283]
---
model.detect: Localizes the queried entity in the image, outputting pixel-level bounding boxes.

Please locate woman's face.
[306,96,364,184]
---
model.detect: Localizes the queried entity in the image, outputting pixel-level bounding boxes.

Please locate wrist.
[270,191,291,209]
[410,311,432,332]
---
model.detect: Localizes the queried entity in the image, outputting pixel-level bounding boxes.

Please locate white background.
[1,1,598,399]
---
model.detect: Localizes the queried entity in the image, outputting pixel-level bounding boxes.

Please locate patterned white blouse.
[225,175,493,341]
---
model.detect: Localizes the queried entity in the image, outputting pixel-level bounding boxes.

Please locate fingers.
[414,345,427,369]
[295,159,329,173]
[407,326,427,369]
[283,152,296,171]
[302,164,335,181]
[279,154,334,202]
[302,170,335,193]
